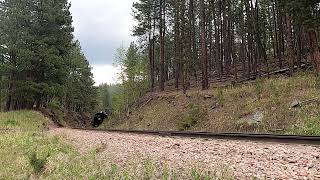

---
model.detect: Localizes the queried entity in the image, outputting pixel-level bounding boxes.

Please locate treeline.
[133,0,320,92]
[0,0,96,112]
[97,43,149,117]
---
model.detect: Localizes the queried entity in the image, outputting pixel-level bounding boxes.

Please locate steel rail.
[72,128,320,145]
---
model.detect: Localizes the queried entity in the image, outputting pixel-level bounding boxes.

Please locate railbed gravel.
[50,128,320,180]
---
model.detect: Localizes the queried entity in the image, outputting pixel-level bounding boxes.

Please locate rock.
[291,100,301,108]
[204,95,213,99]
[239,111,264,125]
[211,103,219,110]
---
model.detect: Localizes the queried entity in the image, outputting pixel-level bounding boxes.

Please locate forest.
[0,0,97,112]
[132,0,320,91]
[102,0,320,118]
[1,0,320,119]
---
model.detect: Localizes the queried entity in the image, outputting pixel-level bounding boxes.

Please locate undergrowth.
[109,72,320,135]
[286,116,320,135]
[178,103,207,131]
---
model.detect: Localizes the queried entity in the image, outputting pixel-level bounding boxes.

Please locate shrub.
[316,75,320,89]
[178,104,207,131]
[217,88,224,106]
[48,101,64,125]
[254,79,264,100]
[3,119,18,126]
[28,151,50,174]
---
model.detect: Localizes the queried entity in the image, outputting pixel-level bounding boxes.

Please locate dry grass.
[107,72,320,135]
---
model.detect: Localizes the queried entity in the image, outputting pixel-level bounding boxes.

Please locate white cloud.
[91,65,121,86]
[69,0,135,65]
[69,0,136,85]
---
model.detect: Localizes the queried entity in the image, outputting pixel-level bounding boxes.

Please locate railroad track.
[73,128,320,145]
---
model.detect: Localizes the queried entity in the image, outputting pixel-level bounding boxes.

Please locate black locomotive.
[92,111,108,127]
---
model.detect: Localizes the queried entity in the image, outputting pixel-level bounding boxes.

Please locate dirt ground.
[50,128,320,180]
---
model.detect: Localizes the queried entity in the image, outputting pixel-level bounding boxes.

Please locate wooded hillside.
[132,0,320,92]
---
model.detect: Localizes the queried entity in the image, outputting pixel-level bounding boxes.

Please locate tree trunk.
[286,13,295,75]
[200,0,209,90]
[159,0,165,91]
[309,30,320,74]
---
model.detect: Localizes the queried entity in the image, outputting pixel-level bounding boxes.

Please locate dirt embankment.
[40,108,92,128]
[106,74,320,135]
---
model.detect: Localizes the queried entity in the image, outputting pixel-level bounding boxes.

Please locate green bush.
[254,79,263,100]
[48,101,64,125]
[178,104,207,131]
[3,119,18,126]
[217,88,224,106]
[28,151,50,174]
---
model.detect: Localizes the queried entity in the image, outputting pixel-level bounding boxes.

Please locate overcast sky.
[69,0,135,85]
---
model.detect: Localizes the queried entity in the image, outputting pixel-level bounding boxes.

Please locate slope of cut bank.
[105,73,320,135]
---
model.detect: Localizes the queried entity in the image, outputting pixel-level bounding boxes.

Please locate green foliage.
[178,103,207,131]
[143,160,155,180]
[65,41,97,113]
[254,79,264,100]
[316,75,320,89]
[0,0,96,113]
[48,101,65,125]
[3,119,18,126]
[111,43,150,117]
[28,151,49,174]
[96,84,112,111]
[217,88,225,106]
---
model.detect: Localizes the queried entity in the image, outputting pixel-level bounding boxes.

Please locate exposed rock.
[291,100,301,108]
[291,99,320,108]
[239,111,264,125]
[204,95,213,99]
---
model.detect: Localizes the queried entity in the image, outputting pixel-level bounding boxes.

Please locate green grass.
[0,111,46,131]
[286,116,320,135]
[0,111,234,179]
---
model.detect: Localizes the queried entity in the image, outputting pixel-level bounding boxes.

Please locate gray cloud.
[69,0,135,65]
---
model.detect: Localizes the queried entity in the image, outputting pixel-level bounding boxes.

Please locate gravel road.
[50,128,320,180]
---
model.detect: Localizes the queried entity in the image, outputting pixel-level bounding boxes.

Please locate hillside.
[105,72,320,135]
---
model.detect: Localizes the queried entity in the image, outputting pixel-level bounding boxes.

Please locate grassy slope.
[106,72,320,135]
[0,111,233,179]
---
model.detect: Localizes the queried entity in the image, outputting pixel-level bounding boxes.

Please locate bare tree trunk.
[159,0,165,91]
[309,30,320,74]
[286,13,295,75]
[200,0,209,90]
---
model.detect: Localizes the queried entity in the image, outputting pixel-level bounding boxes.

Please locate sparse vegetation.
[217,87,225,106]
[28,151,50,174]
[108,73,320,135]
[286,116,320,136]
[254,79,264,100]
[178,103,207,131]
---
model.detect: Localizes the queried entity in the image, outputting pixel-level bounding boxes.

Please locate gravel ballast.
[50,128,320,180]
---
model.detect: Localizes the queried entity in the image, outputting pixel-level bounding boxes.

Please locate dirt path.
[50,128,320,180]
